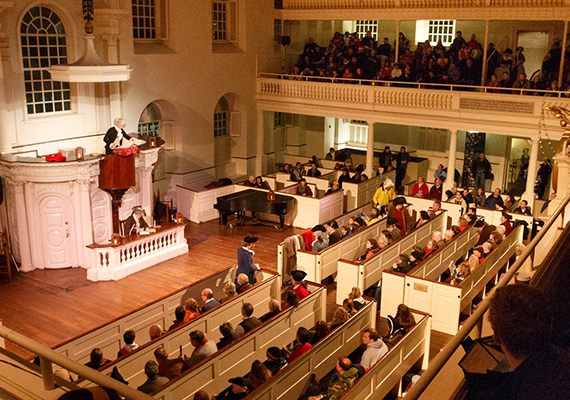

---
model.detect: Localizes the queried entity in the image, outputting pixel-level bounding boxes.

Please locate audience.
[220,281,237,303]
[137,360,169,394]
[288,327,313,362]
[325,357,360,400]
[360,328,388,370]
[201,288,221,312]
[236,273,253,294]
[330,307,350,330]
[217,322,240,350]
[387,304,417,336]
[184,330,217,368]
[85,348,111,370]
[234,303,262,337]
[117,329,139,358]
[291,269,311,300]
[283,289,300,310]
[168,306,187,331]
[213,377,251,400]
[149,324,165,341]
[264,347,288,375]
[154,347,188,380]
[348,287,366,310]
[248,360,272,389]
[259,299,281,322]
[184,298,201,322]
[309,320,330,345]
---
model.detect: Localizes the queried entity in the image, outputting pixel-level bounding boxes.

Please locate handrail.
[258,72,569,97]
[0,325,153,400]
[404,194,570,399]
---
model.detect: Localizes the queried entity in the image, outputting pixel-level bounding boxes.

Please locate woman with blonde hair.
[248,359,272,389]
[330,307,349,330]
[220,281,237,303]
[348,287,365,310]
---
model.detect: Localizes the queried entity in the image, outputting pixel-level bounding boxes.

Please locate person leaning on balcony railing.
[487,74,501,93]
[512,73,531,91]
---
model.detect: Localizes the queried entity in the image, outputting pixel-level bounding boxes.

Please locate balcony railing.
[282,0,568,9]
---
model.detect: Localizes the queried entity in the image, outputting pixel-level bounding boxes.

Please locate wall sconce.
[76,147,84,160]
[176,213,185,224]
[267,190,275,202]
[149,137,157,148]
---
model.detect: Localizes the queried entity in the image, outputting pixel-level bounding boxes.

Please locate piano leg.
[279,215,285,230]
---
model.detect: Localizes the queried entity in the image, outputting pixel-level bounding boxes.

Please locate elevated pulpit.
[99,153,137,234]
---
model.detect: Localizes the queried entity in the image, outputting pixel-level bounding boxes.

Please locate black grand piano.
[214,189,295,230]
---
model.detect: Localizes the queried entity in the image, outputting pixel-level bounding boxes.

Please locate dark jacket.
[472,157,492,179]
[103,126,132,155]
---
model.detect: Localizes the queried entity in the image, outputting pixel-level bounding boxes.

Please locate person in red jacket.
[291,270,310,300]
[412,176,429,198]
[288,327,313,363]
[500,211,513,236]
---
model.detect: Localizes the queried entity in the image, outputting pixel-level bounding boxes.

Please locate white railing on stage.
[151,283,327,400]
[76,272,282,387]
[336,210,446,305]
[403,226,523,335]
[340,311,431,400]
[245,299,377,400]
[54,265,261,364]
[176,184,234,224]
[86,224,188,282]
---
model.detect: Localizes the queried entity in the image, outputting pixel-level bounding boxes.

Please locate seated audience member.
[348,287,366,310]
[444,229,455,243]
[412,176,429,198]
[154,347,188,380]
[326,357,360,400]
[514,199,532,215]
[264,347,288,375]
[361,238,381,260]
[477,222,496,245]
[137,360,169,394]
[429,178,444,200]
[386,217,402,242]
[254,176,270,190]
[377,235,389,249]
[450,262,471,286]
[432,200,442,213]
[484,188,504,209]
[462,188,473,205]
[306,162,322,178]
[325,181,341,195]
[326,147,336,160]
[502,194,515,211]
[291,162,304,181]
[184,330,217,368]
[360,328,388,370]
[288,327,313,363]
[283,289,299,310]
[472,246,485,262]
[387,197,411,234]
[423,240,438,258]
[482,242,493,258]
[338,168,352,188]
[296,178,313,197]
[466,253,480,273]
[220,281,237,303]
[168,306,187,331]
[387,304,417,336]
[367,208,380,226]
[413,210,430,229]
[213,377,251,400]
[184,298,201,322]
[451,225,461,236]
[458,216,468,231]
[409,250,424,268]
[193,391,210,400]
[118,329,139,358]
[500,211,513,235]
[464,213,475,226]
[201,288,221,312]
[85,348,111,370]
[248,360,272,389]
[391,253,412,273]
[234,303,262,337]
[244,175,256,187]
[465,284,570,400]
[236,273,253,294]
[340,224,352,239]
[432,231,445,248]
[445,190,454,201]
[343,298,358,316]
[434,164,447,182]
[350,216,366,233]
[330,307,350,330]
[309,320,330,345]
[311,227,329,253]
[259,299,281,322]
[149,324,165,341]
[452,191,468,214]
[292,269,311,300]
[58,388,121,400]
[326,220,342,245]
[217,322,240,350]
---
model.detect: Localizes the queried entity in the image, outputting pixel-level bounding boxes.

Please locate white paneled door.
[40,196,74,268]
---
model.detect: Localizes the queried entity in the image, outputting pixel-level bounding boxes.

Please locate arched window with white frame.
[20,6,71,115]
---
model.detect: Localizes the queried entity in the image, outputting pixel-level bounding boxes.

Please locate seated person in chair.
[124,206,149,235]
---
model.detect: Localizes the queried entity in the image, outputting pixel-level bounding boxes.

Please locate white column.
[481,21,490,86]
[395,21,400,63]
[522,138,540,206]
[366,121,375,177]
[103,35,122,123]
[443,130,458,193]
[256,109,264,176]
[79,179,94,268]
[558,21,568,90]
[10,181,33,272]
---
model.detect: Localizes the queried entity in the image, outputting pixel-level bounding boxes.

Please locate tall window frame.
[355,20,378,40]
[131,0,169,42]
[214,97,229,138]
[212,0,237,44]
[20,6,71,115]
[138,103,162,137]
[427,20,455,46]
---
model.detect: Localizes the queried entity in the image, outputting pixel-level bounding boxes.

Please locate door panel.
[40,196,73,268]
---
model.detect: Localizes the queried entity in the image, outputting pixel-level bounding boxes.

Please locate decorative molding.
[0,159,101,182]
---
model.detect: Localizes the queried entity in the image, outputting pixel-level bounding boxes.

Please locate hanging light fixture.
[48,0,132,82]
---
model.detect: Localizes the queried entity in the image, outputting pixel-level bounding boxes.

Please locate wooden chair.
[0,231,11,281]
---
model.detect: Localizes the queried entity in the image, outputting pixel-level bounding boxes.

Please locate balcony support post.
[522,137,540,207]
[256,109,264,176]
[366,121,375,178]
[395,21,400,64]
[481,20,490,86]
[558,21,568,90]
[443,129,458,194]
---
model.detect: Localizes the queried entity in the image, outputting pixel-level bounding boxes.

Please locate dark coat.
[103,126,132,155]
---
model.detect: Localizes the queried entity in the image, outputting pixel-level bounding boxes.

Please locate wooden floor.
[0,218,451,364]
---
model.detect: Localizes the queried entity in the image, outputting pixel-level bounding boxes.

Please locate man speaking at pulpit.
[103,117,135,155]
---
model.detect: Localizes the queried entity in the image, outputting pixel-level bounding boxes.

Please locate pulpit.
[99,154,137,234]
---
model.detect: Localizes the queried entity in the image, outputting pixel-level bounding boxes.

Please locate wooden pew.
[296,205,410,283]
[53,264,261,364]
[244,299,378,400]
[404,225,523,335]
[147,282,327,399]
[336,210,447,305]
[340,311,432,400]
[380,222,481,320]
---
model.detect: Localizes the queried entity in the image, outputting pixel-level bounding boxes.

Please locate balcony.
[256,73,570,137]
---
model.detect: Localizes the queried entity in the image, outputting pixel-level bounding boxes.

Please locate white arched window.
[214,97,229,138]
[138,102,162,136]
[20,6,70,115]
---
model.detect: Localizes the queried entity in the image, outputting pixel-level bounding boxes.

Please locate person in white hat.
[372,178,395,216]
[124,206,149,235]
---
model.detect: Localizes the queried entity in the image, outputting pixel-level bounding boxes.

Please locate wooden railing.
[282,0,567,9]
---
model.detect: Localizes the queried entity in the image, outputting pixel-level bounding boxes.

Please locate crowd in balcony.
[291,31,569,94]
